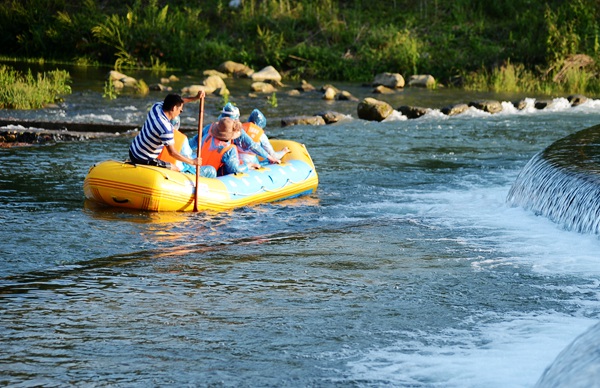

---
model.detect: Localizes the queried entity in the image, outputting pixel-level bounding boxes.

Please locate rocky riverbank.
[0,119,133,148]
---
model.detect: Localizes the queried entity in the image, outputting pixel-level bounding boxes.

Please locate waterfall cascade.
[507,123,600,235]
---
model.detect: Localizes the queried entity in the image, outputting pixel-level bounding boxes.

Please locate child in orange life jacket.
[158,116,217,178]
[201,117,260,176]
[239,109,290,165]
[188,103,280,166]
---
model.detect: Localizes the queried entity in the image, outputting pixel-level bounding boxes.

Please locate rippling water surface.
[2,68,600,386]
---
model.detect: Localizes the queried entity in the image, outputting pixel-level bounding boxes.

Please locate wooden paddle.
[193,95,205,212]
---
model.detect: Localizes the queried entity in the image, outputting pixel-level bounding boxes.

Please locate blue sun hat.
[218,102,240,120]
[170,115,180,131]
[248,109,267,129]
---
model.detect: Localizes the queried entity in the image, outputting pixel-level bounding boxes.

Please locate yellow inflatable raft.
[83,139,318,212]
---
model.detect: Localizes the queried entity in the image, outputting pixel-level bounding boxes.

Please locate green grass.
[0,65,71,109]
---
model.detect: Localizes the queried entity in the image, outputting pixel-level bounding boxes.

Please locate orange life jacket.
[201,134,235,171]
[157,129,188,164]
[242,122,264,143]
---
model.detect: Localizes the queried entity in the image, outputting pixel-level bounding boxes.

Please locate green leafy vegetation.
[0,0,598,95]
[0,65,71,109]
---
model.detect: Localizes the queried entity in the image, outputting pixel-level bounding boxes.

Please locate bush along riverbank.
[0,65,71,109]
[0,0,599,96]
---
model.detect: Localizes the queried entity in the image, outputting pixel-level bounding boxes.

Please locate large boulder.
[357,97,394,121]
[251,66,282,82]
[373,72,405,89]
[218,60,254,77]
[322,87,337,100]
[108,70,128,82]
[181,85,211,96]
[181,75,229,96]
[203,75,227,92]
[250,82,276,93]
[107,70,138,89]
[408,74,436,88]
[203,69,228,79]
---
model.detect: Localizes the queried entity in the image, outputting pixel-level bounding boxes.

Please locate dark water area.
[2,64,600,386]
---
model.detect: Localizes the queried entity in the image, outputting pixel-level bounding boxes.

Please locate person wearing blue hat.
[188,102,281,169]
[241,108,289,165]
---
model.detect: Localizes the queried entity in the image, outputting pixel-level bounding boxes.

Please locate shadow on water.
[0,230,308,295]
[0,216,374,296]
[507,123,600,235]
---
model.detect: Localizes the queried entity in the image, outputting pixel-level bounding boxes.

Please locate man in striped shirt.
[129,92,204,170]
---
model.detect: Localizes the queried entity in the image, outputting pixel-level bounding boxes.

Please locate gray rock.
[250,82,276,93]
[441,103,469,116]
[568,94,588,107]
[398,105,429,119]
[373,72,405,88]
[335,90,358,101]
[468,100,503,114]
[535,100,554,110]
[408,74,436,88]
[281,115,326,127]
[317,111,347,124]
[357,97,394,121]
[296,80,315,92]
[218,60,254,77]
[512,99,528,110]
[251,66,282,82]
[372,85,395,94]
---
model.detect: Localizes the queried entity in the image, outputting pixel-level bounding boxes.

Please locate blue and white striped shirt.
[129,102,174,161]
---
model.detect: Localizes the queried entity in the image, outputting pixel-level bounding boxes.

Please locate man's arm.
[165,144,200,168]
[182,91,206,104]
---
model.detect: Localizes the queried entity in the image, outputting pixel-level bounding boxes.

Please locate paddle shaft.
[193,96,204,212]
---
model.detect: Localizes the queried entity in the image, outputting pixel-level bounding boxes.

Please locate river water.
[1,67,600,386]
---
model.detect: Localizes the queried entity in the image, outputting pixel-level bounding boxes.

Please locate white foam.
[348,314,597,387]
[383,110,408,121]
[73,113,116,122]
[365,181,600,274]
